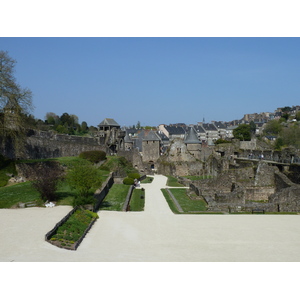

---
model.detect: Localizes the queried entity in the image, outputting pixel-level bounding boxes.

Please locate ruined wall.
[1,130,107,159]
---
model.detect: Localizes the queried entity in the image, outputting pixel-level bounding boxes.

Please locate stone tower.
[184,126,201,159]
[142,130,161,170]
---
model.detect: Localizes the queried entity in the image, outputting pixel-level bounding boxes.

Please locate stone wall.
[0,130,107,160]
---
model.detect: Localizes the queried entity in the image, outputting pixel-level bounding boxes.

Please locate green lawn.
[0,182,41,208]
[161,188,207,213]
[161,189,180,214]
[99,184,130,211]
[129,188,145,211]
[141,176,153,184]
[166,176,184,187]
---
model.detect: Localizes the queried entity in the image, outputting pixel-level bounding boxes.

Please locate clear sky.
[1,37,299,127]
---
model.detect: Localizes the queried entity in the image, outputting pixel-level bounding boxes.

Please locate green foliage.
[274,137,284,150]
[0,154,17,187]
[66,160,102,198]
[233,124,251,141]
[215,139,231,145]
[79,150,106,164]
[263,119,283,136]
[72,195,95,207]
[123,177,134,185]
[102,156,137,175]
[127,173,140,179]
[51,208,98,245]
[280,125,300,148]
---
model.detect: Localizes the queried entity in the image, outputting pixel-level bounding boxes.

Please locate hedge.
[79,151,106,163]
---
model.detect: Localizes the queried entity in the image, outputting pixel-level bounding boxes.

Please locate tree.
[263,120,282,136]
[0,51,33,156]
[66,160,102,198]
[233,124,251,141]
[31,162,64,202]
[250,121,256,135]
[81,121,88,133]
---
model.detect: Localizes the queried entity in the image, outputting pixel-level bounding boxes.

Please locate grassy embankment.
[0,156,111,208]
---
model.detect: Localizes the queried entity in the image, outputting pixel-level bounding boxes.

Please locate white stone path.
[1,174,300,261]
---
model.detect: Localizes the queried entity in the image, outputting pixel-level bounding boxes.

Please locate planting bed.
[46,208,98,250]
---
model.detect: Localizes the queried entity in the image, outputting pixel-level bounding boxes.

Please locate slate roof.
[165,126,186,135]
[185,127,201,144]
[202,123,218,131]
[213,122,227,129]
[99,118,120,127]
[194,125,206,133]
[143,130,161,141]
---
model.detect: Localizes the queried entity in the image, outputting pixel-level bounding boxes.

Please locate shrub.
[79,151,106,164]
[123,177,134,185]
[127,173,140,179]
[99,165,110,172]
[72,195,95,207]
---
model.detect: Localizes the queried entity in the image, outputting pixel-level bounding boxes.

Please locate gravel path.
[1,174,300,262]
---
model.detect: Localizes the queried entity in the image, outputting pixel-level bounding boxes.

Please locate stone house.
[158,124,186,140]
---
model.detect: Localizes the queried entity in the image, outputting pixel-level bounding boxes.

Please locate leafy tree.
[81,121,88,132]
[45,112,58,125]
[136,121,141,129]
[233,124,251,141]
[0,50,33,156]
[263,120,282,136]
[281,125,300,148]
[250,121,256,135]
[31,162,64,202]
[66,160,102,198]
[281,106,291,112]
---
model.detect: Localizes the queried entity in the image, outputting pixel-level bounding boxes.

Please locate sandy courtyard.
[1,174,300,262]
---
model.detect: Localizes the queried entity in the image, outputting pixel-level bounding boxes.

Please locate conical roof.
[185,127,201,144]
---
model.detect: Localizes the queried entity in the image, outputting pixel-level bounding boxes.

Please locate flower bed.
[46,208,98,250]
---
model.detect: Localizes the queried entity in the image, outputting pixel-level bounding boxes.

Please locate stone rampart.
[0,130,107,160]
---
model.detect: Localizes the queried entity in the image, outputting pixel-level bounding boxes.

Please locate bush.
[127,173,140,179]
[123,177,134,185]
[72,195,95,207]
[99,165,110,172]
[79,151,106,164]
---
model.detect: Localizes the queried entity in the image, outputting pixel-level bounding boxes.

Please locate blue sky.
[1,37,300,127]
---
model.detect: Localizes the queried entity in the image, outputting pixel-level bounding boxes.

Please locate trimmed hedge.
[127,173,140,180]
[79,150,106,163]
[123,177,134,185]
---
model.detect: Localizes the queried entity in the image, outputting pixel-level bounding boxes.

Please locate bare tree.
[31,161,64,202]
[0,50,34,157]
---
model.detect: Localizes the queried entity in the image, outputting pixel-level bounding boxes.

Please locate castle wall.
[0,130,106,159]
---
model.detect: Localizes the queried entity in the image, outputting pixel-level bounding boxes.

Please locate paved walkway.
[1,174,300,261]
